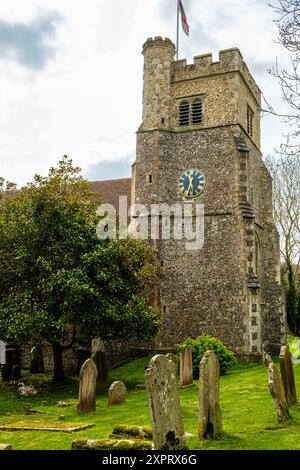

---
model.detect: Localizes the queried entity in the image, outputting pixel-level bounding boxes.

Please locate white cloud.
[0,0,293,185]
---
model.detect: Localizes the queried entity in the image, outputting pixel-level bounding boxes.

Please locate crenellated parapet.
[172,48,261,106]
[143,36,176,54]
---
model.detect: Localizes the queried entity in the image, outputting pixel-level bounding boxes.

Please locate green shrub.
[181,335,237,378]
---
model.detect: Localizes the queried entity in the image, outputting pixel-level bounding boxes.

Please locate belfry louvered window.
[178,100,190,126]
[192,99,203,124]
[178,98,203,127]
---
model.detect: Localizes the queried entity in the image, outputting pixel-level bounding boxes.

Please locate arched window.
[192,99,203,124]
[178,100,190,126]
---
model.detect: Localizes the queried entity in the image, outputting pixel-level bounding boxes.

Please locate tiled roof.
[89,178,132,210]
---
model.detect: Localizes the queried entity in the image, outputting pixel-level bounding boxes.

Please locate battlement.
[143,36,176,54]
[172,48,261,105]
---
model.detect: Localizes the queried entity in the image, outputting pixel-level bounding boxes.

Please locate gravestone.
[30,346,45,374]
[199,350,222,439]
[93,350,108,391]
[279,345,297,406]
[12,364,21,381]
[179,345,193,387]
[77,359,98,413]
[268,362,290,423]
[166,353,179,376]
[0,340,5,365]
[108,381,127,406]
[24,403,31,415]
[145,354,186,450]
[263,352,273,367]
[1,348,19,381]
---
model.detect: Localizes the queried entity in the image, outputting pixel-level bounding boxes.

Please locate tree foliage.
[0,157,160,381]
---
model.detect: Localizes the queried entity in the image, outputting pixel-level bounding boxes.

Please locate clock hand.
[187,175,193,195]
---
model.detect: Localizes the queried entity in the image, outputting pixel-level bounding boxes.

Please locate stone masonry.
[132,37,286,356]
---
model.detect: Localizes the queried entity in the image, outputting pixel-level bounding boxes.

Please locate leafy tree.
[0,157,159,382]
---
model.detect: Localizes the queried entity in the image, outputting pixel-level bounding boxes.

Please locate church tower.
[132,37,286,356]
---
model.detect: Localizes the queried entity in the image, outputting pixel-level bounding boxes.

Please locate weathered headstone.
[12,364,21,381]
[145,354,186,450]
[1,348,19,381]
[72,439,153,450]
[30,346,45,374]
[23,403,31,415]
[179,345,193,387]
[263,352,273,367]
[0,340,5,365]
[77,359,98,413]
[108,381,127,406]
[111,424,152,440]
[199,350,222,439]
[268,362,290,423]
[279,345,297,406]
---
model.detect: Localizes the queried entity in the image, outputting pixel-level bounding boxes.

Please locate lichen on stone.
[72,438,153,450]
[111,424,152,440]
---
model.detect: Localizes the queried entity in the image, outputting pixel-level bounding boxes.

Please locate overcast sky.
[0,0,290,186]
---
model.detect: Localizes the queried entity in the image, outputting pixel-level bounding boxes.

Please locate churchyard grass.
[0,357,300,450]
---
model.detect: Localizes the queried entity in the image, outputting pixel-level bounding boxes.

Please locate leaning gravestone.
[263,352,273,367]
[268,362,290,423]
[108,381,127,407]
[77,359,98,413]
[145,354,186,450]
[279,345,297,406]
[199,350,222,439]
[179,345,193,387]
[30,346,45,374]
[12,364,21,381]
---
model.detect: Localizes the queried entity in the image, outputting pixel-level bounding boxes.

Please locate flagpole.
[176,0,179,60]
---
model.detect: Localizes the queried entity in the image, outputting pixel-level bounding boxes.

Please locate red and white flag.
[179,0,190,36]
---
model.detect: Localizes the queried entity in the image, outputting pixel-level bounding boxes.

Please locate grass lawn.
[0,356,300,450]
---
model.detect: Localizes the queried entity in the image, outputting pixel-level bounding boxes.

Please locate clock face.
[178,169,206,198]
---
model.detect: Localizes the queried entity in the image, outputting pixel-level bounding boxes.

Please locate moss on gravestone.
[111,424,152,440]
[72,438,153,450]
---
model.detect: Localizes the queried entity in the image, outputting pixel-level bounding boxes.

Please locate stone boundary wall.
[19,338,152,375]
